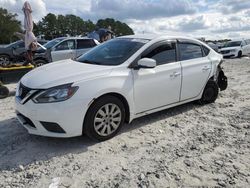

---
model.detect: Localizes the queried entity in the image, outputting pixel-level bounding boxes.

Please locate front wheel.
[198,81,219,104]
[237,51,242,58]
[0,55,10,67]
[0,85,9,99]
[83,95,125,141]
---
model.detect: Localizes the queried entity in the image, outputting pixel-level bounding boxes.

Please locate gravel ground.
[0,58,249,188]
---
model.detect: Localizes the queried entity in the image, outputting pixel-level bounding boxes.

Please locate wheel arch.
[0,53,11,59]
[82,92,131,134]
[34,57,49,63]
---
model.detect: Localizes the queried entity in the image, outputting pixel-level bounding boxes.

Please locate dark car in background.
[33,37,99,66]
[0,40,47,66]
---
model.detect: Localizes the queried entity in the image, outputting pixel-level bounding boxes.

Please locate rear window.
[179,43,203,61]
[77,39,96,49]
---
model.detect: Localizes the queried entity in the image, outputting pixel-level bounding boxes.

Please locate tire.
[237,51,242,58]
[0,86,9,99]
[0,55,10,67]
[199,81,219,104]
[34,59,47,67]
[83,95,125,141]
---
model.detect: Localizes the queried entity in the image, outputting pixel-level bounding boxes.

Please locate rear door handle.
[202,66,210,71]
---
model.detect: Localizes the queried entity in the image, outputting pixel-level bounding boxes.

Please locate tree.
[33,14,134,40]
[96,18,134,36]
[0,8,21,44]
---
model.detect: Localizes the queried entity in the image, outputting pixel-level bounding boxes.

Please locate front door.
[51,39,76,62]
[133,41,181,114]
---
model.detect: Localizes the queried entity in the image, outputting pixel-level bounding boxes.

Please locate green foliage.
[96,18,134,36]
[0,8,21,44]
[34,14,134,40]
[0,9,134,42]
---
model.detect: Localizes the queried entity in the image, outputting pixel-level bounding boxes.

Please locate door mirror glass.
[137,58,156,69]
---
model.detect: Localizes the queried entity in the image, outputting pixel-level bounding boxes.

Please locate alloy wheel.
[94,103,122,136]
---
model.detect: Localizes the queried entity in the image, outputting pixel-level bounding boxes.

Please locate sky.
[1,0,250,40]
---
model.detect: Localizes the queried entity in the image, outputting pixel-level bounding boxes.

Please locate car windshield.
[224,41,241,47]
[77,38,149,66]
[41,38,65,49]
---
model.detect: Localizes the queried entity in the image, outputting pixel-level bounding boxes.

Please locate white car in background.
[219,39,250,58]
[15,35,227,141]
[51,37,100,62]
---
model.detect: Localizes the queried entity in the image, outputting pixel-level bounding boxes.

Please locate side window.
[202,45,210,56]
[16,42,25,48]
[55,40,75,51]
[77,39,96,49]
[143,42,176,65]
[179,43,203,61]
[241,40,246,46]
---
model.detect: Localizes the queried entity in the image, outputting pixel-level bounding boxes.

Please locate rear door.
[241,40,248,55]
[51,39,76,62]
[76,39,97,58]
[243,40,250,55]
[178,41,212,101]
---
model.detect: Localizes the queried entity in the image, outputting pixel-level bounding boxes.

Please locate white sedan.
[219,39,250,58]
[15,35,227,141]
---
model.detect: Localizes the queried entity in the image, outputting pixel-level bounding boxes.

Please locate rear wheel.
[83,95,125,141]
[199,81,219,104]
[34,59,47,67]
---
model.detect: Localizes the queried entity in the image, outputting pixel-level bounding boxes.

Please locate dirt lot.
[0,58,249,188]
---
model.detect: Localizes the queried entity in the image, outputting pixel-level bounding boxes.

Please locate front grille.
[19,83,32,100]
[17,112,36,128]
[220,50,230,54]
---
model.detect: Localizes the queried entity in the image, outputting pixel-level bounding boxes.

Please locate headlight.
[230,49,236,52]
[32,83,78,103]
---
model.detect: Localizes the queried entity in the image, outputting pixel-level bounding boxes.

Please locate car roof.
[62,37,94,40]
[118,34,203,42]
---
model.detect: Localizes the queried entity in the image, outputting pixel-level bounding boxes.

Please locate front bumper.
[15,96,89,138]
[220,51,238,58]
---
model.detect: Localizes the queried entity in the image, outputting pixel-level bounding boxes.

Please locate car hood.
[220,46,240,51]
[21,59,113,89]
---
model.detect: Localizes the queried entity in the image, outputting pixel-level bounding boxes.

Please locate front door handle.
[170,72,181,78]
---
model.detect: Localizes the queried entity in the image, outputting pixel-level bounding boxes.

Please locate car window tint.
[56,40,75,51]
[241,40,246,46]
[202,45,210,56]
[16,42,25,48]
[143,43,176,65]
[77,39,96,49]
[179,43,203,61]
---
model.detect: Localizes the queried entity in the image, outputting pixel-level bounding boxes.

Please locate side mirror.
[137,58,156,69]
